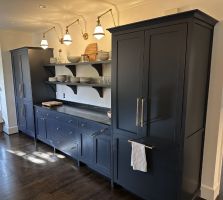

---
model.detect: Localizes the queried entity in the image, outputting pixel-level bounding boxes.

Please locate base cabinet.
[34,106,111,178]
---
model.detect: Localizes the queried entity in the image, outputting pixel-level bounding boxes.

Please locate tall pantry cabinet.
[11,47,54,137]
[109,10,217,200]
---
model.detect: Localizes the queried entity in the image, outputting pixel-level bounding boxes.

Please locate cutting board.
[84,43,98,61]
[42,101,63,107]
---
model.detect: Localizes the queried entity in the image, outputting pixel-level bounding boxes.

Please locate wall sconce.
[63,19,88,46]
[40,26,63,49]
[93,9,116,40]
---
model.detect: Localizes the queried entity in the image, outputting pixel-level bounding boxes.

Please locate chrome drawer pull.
[136,98,140,126]
[141,98,144,127]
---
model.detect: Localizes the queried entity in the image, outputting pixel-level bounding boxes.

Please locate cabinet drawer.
[78,119,108,132]
[47,111,78,127]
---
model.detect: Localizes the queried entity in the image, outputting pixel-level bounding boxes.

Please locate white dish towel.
[131,141,147,172]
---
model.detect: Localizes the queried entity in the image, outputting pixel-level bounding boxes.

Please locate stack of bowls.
[70,77,80,83]
[67,56,81,63]
[57,75,66,82]
[80,77,92,83]
[48,77,57,82]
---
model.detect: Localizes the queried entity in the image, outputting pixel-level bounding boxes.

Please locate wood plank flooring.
[0,132,206,200]
[0,132,138,200]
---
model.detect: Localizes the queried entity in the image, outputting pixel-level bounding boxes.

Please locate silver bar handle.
[141,98,144,127]
[136,98,140,126]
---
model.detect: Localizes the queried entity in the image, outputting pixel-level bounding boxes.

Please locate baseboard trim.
[201,183,220,200]
[3,125,18,135]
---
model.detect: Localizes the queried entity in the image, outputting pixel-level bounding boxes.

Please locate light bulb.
[40,39,48,49]
[93,25,105,40]
[63,33,72,45]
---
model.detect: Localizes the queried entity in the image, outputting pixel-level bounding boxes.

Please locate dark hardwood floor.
[0,132,206,200]
[0,132,138,200]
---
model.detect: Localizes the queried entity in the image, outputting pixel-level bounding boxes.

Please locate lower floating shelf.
[45,81,111,98]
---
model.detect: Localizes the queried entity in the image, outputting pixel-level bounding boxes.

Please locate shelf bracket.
[67,85,77,94]
[92,86,103,98]
[65,65,76,76]
[91,64,103,76]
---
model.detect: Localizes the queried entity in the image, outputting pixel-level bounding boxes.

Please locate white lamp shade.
[93,25,105,40]
[63,34,72,45]
[40,39,48,49]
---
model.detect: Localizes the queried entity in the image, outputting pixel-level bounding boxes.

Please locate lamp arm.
[66,19,80,29]
[98,9,116,26]
[43,26,56,36]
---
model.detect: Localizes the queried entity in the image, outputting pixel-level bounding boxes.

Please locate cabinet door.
[46,118,61,146]
[11,52,23,99]
[112,31,144,138]
[143,24,187,143]
[23,101,35,137]
[79,130,94,163]
[113,136,179,200]
[15,99,26,132]
[35,111,47,142]
[11,49,32,101]
[93,131,111,177]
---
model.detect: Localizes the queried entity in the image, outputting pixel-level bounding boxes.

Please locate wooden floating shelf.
[45,81,111,98]
[44,60,111,77]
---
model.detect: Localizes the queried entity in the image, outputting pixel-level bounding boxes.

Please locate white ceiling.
[0,0,222,32]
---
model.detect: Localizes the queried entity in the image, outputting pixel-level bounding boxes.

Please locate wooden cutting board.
[42,101,63,107]
[84,43,98,61]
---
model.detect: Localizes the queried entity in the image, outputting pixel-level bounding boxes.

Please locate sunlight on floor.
[6,149,65,165]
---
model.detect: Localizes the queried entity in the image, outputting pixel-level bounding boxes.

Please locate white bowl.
[67,56,81,63]
[56,75,66,82]
[70,77,80,83]
[98,51,109,61]
[48,77,57,82]
[80,77,92,83]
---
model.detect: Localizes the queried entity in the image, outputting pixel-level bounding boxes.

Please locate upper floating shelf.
[44,60,111,67]
[44,60,111,77]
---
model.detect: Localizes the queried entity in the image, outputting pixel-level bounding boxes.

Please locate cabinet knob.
[81,123,85,127]
[56,128,59,131]
[56,116,59,119]
[69,131,73,135]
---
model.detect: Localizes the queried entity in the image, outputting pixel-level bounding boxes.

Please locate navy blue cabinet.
[11,47,54,137]
[34,106,111,178]
[109,10,217,200]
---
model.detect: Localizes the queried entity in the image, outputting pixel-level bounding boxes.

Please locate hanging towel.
[131,141,147,172]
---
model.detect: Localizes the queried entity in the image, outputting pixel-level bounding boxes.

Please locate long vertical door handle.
[136,98,140,126]
[141,98,144,127]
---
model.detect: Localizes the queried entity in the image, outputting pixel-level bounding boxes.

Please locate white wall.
[0,29,33,134]
[201,22,223,200]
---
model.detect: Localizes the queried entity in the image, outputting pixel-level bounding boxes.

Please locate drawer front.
[78,119,108,132]
[47,111,78,127]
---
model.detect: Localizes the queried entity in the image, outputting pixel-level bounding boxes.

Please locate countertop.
[35,102,111,125]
